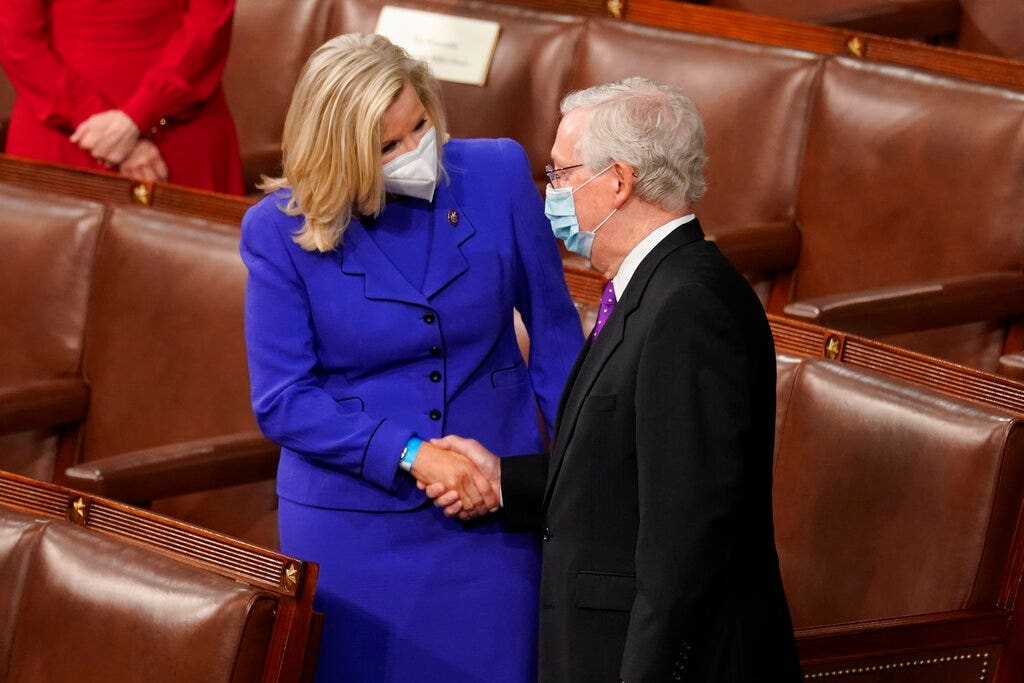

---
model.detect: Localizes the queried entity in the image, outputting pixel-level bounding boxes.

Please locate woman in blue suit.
[240,33,583,682]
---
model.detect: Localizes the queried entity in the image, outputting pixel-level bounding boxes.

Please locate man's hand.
[419,435,501,520]
[71,110,140,166]
[118,139,169,182]
[410,441,499,519]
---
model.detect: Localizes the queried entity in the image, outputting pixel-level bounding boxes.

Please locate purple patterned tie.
[591,280,617,339]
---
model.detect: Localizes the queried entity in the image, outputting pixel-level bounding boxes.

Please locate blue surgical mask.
[544,165,617,260]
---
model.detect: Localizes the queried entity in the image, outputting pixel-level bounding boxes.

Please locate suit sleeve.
[499,453,549,531]
[121,0,235,132]
[499,139,584,439]
[0,0,115,132]
[240,203,413,493]
[620,284,757,680]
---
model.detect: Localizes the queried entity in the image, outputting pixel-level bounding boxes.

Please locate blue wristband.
[400,437,423,473]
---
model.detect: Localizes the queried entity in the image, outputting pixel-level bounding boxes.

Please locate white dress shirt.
[612,213,696,299]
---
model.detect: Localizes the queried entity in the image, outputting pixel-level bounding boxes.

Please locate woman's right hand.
[70,109,141,166]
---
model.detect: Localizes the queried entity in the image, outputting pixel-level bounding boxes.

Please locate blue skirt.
[279,498,541,682]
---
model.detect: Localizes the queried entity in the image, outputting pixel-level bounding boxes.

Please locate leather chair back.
[0,182,102,480]
[0,471,319,682]
[76,207,277,545]
[793,58,1024,369]
[4,515,277,682]
[774,358,1024,627]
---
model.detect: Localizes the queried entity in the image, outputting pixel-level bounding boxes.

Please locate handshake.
[411,435,501,520]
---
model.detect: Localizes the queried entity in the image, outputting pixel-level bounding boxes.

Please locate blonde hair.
[261,33,447,252]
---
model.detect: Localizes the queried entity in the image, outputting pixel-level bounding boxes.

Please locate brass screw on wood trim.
[825,335,841,360]
[284,562,300,591]
[846,36,865,57]
[68,496,89,525]
[131,182,152,206]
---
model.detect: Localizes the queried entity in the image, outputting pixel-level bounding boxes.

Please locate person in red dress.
[0,0,243,194]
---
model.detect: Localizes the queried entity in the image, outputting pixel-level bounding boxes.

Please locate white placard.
[375,6,501,87]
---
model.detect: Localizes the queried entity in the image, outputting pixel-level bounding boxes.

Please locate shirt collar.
[612,214,696,298]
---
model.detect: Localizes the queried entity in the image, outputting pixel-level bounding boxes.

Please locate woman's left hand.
[118,139,169,182]
[71,110,140,166]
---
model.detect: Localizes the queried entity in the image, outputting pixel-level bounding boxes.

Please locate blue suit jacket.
[241,138,583,511]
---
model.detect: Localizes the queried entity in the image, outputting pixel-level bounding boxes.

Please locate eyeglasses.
[544,163,584,188]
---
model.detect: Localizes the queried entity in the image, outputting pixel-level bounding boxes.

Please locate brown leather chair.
[0,470,318,682]
[783,56,1024,372]
[778,358,1024,625]
[774,355,1024,681]
[0,157,279,548]
[61,205,280,547]
[0,181,97,480]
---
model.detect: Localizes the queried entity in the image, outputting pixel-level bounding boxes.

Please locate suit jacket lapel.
[339,219,426,305]
[422,178,473,300]
[338,178,475,304]
[543,219,707,506]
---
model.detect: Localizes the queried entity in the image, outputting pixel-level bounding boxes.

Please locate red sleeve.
[121,0,236,134]
[0,0,115,133]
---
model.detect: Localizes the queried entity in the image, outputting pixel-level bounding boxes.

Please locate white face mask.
[382,126,438,201]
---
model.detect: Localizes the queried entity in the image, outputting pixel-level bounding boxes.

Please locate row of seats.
[510,0,1022,60]
[0,471,319,682]
[3,155,1024,679]
[0,0,1021,373]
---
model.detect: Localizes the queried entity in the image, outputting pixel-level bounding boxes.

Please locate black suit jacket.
[502,220,801,682]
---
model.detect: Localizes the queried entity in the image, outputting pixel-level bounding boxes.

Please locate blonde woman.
[240,34,582,682]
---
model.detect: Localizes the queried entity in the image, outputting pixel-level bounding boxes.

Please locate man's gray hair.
[560,76,707,212]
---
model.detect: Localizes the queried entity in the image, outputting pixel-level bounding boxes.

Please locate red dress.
[0,0,243,195]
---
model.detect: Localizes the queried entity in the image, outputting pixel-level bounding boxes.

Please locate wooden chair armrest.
[784,271,1024,337]
[0,377,89,435]
[64,432,279,504]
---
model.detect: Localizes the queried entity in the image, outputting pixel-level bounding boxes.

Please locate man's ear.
[611,161,636,209]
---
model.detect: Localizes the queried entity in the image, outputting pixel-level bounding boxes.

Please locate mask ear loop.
[570,164,614,195]
[582,164,618,235]
[591,207,617,235]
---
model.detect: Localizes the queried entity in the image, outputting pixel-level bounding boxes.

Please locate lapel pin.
[447,209,459,226]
